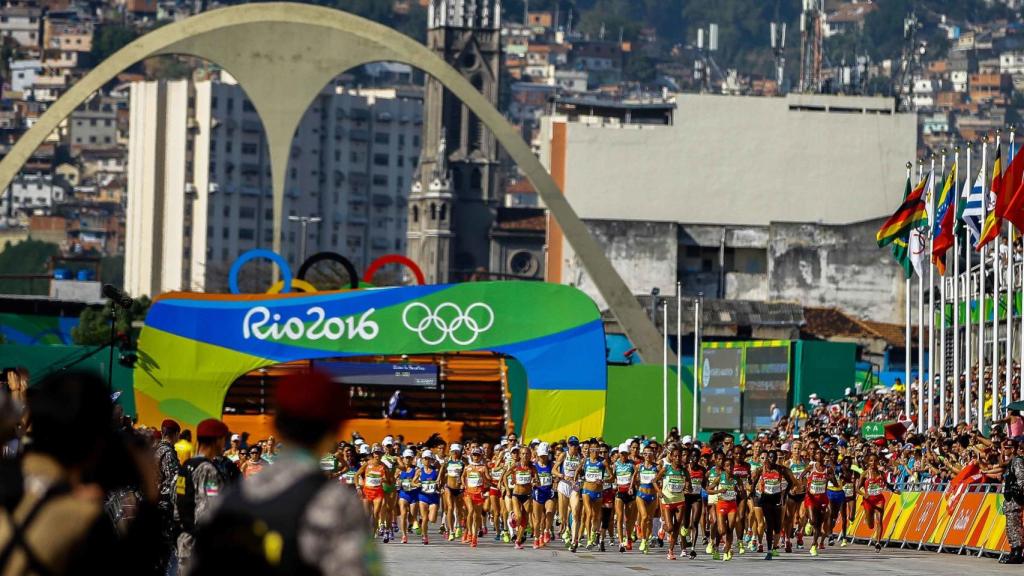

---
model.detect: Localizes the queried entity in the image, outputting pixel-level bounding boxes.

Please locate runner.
[356,443,392,542]
[750,449,798,560]
[707,459,742,561]
[443,443,467,542]
[532,442,556,549]
[635,445,660,555]
[555,436,583,546]
[579,442,607,552]
[501,444,537,550]
[415,449,441,545]
[827,450,856,547]
[488,441,508,542]
[656,444,690,561]
[463,446,490,548]
[338,443,360,491]
[614,441,637,553]
[704,450,724,556]
[783,441,808,552]
[398,448,420,544]
[685,448,707,555]
[860,453,889,552]
[732,446,752,555]
[803,447,837,556]
[748,449,767,553]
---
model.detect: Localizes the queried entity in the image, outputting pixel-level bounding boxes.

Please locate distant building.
[0,6,43,49]
[125,75,423,296]
[538,93,917,323]
[10,59,41,94]
[2,174,66,219]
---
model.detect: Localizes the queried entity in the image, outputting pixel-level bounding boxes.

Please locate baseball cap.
[230,433,241,442]
[358,444,370,455]
[619,442,630,453]
[510,444,521,452]
[402,448,415,457]
[530,438,541,446]
[423,449,434,459]
[382,436,395,446]
[196,418,229,440]
[161,419,180,434]
[682,435,693,444]
[471,447,483,455]
[536,443,549,456]
[451,443,462,452]
[568,436,580,445]
[780,442,792,452]
[354,438,365,446]
[371,443,384,454]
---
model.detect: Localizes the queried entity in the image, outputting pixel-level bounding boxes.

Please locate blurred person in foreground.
[0,370,162,576]
[190,370,380,576]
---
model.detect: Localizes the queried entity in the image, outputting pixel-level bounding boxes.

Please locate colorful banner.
[135,282,607,439]
[836,488,1010,556]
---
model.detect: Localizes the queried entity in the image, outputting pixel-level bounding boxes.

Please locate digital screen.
[316,362,439,388]
[742,345,790,431]
[701,347,742,430]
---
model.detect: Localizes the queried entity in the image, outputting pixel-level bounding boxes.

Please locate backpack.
[174,456,208,532]
[189,470,326,576]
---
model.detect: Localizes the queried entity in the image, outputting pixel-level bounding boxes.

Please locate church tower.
[407,0,502,284]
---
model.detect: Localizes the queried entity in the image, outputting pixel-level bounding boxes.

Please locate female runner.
[860,453,889,552]
[635,445,660,554]
[443,444,466,542]
[501,445,537,550]
[614,442,637,553]
[803,448,837,557]
[488,444,508,541]
[707,460,742,561]
[356,444,393,542]
[578,443,607,552]
[685,449,707,554]
[414,449,440,545]
[554,436,583,545]
[397,449,420,544]
[532,443,556,548]
[463,446,490,548]
[750,450,797,560]
[656,444,690,561]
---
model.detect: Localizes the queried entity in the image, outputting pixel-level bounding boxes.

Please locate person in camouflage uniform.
[156,420,181,573]
[1002,440,1024,565]
[174,419,234,576]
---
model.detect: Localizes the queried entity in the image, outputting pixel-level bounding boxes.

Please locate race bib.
[342,471,357,485]
[763,478,781,494]
[516,471,532,485]
[401,479,413,491]
[539,473,553,487]
[868,483,882,496]
[365,474,382,487]
[843,485,855,497]
[422,481,437,494]
[584,470,602,483]
[810,479,827,495]
[491,468,503,481]
[467,472,483,488]
[667,477,684,494]
[722,488,736,501]
[616,473,632,486]
[447,463,463,477]
[690,477,703,493]
[639,471,656,485]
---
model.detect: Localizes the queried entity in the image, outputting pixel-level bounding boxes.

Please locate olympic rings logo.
[228,249,425,294]
[401,302,495,346]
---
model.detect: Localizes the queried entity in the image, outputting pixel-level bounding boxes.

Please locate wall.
[769,219,903,323]
[563,219,677,308]
[793,340,856,406]
[603,364,694,443]
[548,93,916,227]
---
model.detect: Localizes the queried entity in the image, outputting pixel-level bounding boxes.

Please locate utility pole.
[288,215,322,262]
[771,20,788,94]
[799,0,823,93]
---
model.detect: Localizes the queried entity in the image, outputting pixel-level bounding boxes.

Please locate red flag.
[944,461,984,510]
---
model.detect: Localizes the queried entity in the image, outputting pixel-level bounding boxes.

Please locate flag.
[932,161,958,275]
[1004,146,1024,232]
[890,177,914,279]
[876,173,930,247]
[977,147,1006,249]
[962,169,985,246]
[910,227,927,278]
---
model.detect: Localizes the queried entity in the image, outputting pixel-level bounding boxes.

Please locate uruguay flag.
[961,170,985,247]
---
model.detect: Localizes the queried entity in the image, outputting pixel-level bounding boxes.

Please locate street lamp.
[288,215,322,262]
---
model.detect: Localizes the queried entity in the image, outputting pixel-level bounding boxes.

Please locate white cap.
[682,435,693,444]
[845,387,853,396]
[230,434,241,442]
[780,442,792,452]
[619,442,630,453]
[809,393,819,399]
[423,449,434,459]
[536,442,550,456]
[451,443,462,452]
[354,438,365,446]
[382,436,395,446]
[358,444,370,455]
[531,438,541,445]
[402,448,415,457]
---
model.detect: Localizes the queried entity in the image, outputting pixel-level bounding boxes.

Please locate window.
[240,206,256,219]
[243,99,255,112]
[397,156,404,167]
[398,134,405,146]
[104,119,112,127]
[374,132,389,144]
[373,154,389,166]
[241,143,258,155]
[227,98,234,112]
[350,151,360,162]
[265,209,273,220]
[239,228,255,240]
[413,135,420,147]
[372,175,388,187]
[223,206,230,217]
[90,119,96,126]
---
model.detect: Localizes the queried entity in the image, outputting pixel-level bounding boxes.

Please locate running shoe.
[515,541,525,550]
[482,527,488,536]
[712,550,722,561]
[738,542,745,555]
[680,527,688,538]
[840,538,849,548]
[472,536,478,548]
[503,531,511,543]
[657,537,664,548]
[827,535,835,546]
[423,535,429,545]
[533,540,541,550]
[494,531,502,542]
[562,529,570,542]
[784,540,792,553]
[688,550,697,560]
[758,543,764,553]
[772,548,780,557]
[724,551,732,561]
[809,545,818,557]
[456,527,463,538]
[764,552,772,561]
[571,542,579,553]
[619,544,626,553]
[383,533,390,544]
[705,542,714,554]
[447,532,455,542]
[626,539,633,551]
[797,535,804,549]
[667,550,677,560]
[401,535,408,544]
[639,539,648,553]
[875,542,882,553]
[600,539,606,552]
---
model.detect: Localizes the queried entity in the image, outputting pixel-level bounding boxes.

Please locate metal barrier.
[834,482,1011,560]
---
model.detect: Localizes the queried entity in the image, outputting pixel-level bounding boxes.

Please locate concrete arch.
[0,2,670,365]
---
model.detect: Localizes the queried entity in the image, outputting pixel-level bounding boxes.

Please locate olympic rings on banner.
[401,301,494,346]
[229,249,293,294]
[227,249,427,294]
[296,251,360,290]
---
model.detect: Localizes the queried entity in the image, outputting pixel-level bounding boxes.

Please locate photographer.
[0,370,162,576]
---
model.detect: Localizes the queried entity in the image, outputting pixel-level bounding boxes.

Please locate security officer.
[191,371,380,576]
[156,419,181,571]
[174,418,235,575]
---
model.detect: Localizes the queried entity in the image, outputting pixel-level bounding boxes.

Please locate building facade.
[407,0,502,283]
[125,74,422,296]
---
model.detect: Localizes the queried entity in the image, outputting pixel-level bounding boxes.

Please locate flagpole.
[993,130,1002,428]
[662,298,668,440]
[928,153,937,431]
[979,138,988,428]
[951,146,960,426]
[676,281,682,434]
[693,293,701,439]
[905,161,913,422]
[918,158,926,433]
[1008,127,1016,411]
[939,149,948,429]
[957,143,968,425]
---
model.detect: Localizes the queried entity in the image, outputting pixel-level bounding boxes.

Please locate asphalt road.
[379,536,1019,576]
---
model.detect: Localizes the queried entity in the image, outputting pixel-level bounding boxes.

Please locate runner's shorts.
[466,491,486,506]
[637,491,656,503]
[399,490,419,504]
[717,499,738,515]
[616,491,635,504]
[862,494,886,513]
[827,490,846,508]
[533,487,554,505]
[363,487,384,502]
[558,480,578,499]
[804,493,829,511]
[418,492,441,506]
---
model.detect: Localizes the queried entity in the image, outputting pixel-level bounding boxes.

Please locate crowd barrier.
[834,483,1011,559]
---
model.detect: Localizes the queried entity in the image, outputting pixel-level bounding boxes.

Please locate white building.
[2,174,65,218]
[10,59,41,94]
[0,6,42,49]
[125,75,423,296]
[1001,51,1024,75]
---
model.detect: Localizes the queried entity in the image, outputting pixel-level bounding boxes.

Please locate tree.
[0,239,59,295]
[72,295,151,346]
[91,24,139,64]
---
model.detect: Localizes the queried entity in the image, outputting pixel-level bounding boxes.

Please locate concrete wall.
[549,93,916,227]
[563,219,677,308]
[768,218,903,323]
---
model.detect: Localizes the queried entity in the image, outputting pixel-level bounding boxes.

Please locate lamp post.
[288,215,322,262]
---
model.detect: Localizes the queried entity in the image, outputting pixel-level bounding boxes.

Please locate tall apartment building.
[125,73,422,296]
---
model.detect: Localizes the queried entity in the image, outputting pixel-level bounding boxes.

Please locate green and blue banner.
[135,282,608,439]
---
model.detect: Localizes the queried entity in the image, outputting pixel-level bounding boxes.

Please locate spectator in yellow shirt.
[174,429,195,464]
